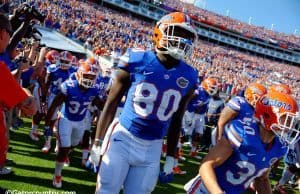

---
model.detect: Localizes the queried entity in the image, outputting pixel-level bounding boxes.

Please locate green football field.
[0,118,298,194]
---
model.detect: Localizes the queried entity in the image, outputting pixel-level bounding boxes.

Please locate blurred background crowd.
[2,0,300,102]
[162,0,300,50]
[0,0,299,192]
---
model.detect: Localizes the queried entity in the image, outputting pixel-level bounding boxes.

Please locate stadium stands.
[162,0,300,50]
[15,0,300,101]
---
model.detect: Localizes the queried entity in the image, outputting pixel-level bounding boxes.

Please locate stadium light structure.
[294,29,298,35]
[271,24,275,30]
[248,17,252,25]
[226,9,230,17]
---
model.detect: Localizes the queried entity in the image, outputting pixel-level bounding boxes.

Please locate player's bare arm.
[94,68,130,145]
[43,73,52,96]
[199,137,233,194]
[44,92,66,126]
[216,106,238,142]
[167,88,195,157]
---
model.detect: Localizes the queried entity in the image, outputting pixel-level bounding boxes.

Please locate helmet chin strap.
[167,47,184,60]
[155,46,168,55]
[258,124,276,144]
[259,115,266,129]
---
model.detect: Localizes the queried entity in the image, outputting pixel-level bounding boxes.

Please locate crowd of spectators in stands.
[38,0,153,56]
[10,0,300,103]
[190,40,300,101]
[163,0,300,50]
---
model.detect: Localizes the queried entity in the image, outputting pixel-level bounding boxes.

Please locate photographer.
[1,3,45,133]
[0,0,10,16]
[6,3,45,62]
[0,12,37,175]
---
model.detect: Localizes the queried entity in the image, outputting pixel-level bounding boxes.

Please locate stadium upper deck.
[157,0,300,50]
[13,0,300,101]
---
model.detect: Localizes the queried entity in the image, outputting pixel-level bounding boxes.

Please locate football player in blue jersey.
[173,84,211,175]
[185,90,300,194]
[41,51,74,153]
[93,12,199,194]
[191,78,216,154]
[202,78,224,150]
[82,57,110,168]
[274,139,300,193]
[28,49,55,141]
[181,82,211,158]
[44,50,60,68]
[43,61,105,188]
[214,82,267,144]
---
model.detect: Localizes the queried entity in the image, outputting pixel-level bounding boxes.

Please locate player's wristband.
[213,191,226,194]
[94,138,103,145]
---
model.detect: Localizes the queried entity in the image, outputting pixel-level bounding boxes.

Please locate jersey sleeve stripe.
[229,124,243,142]
[225,124,242,148]
[60,84,67,95]
[185,175,201,194]
[227,101,240,111]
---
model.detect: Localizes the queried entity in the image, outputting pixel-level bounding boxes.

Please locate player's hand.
[43,126,52,137]
[159,156,175,184]
[19,88,37,116]
[86,144,101,173]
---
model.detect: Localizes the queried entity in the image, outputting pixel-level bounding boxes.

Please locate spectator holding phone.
[0,12,37,175]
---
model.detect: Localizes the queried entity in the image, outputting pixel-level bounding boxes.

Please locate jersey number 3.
[133,82,181,121]
[226,161,268,188]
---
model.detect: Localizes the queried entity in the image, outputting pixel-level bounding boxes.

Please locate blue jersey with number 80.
[118,49,198,140]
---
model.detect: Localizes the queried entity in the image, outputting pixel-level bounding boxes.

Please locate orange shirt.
[0,61,28,110]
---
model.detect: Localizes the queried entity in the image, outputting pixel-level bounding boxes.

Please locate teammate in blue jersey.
[45,50,60,68]
[274,139,300,193]
[43,61,104,188]
[182,83,211,159]
[95,73,110,99]
[185,90,300,194]
[41,51,74,153]
[172,84,211,175]
[215,82,267,144]
[92,12,199,194]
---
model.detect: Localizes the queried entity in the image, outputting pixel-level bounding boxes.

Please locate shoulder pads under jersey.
[119,48,146,66]
[47,64,59,73]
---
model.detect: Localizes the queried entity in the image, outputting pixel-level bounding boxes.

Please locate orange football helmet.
[152,12,197,61]
[86,57,101,75]
[45,50,59,64]
[76,62,98,88]
[244,83,267,107]
[269,83,292,95]
[255,91,300,145]
[86,57,99,66]
[201,78,218,96]
[59,51,73,69]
